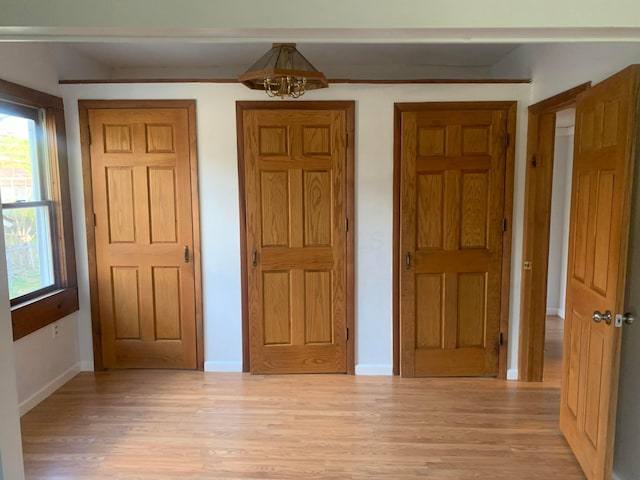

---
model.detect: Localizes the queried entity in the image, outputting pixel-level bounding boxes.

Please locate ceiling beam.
[1,0,640,43]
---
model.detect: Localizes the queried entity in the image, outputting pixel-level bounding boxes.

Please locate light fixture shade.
[238,43,328,97]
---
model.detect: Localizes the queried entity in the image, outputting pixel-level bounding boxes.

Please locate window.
[1,102,56,300]
[0,79,78,340]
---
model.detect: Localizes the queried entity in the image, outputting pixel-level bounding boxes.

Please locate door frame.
[236,101,356,374]
[392,101,517,378]
[79,99,204,371]
[518,82,591,382]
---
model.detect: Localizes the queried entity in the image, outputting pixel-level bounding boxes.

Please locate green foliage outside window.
[1,113,53,299]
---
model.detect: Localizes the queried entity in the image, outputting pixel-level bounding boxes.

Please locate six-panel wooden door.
[242,107,348,374]
[560,65,640,480]
[399,104,509,377]
[88,106,199,369]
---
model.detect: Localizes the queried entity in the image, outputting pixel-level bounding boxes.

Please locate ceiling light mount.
[238,43,328,99]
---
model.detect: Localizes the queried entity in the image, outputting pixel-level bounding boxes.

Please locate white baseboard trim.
[80,360,94,371]
[19,362,81,416]
[546,307,561,316]
[355,364,393,376]
[204,361,243,373]
[507,368,519,380]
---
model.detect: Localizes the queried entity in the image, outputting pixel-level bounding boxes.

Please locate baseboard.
[612,472,622,480]
[546,307,561,316]
[80,360,94,371]
[507,368,519,380]
[204,362,394,375]
[204,361,243,373]
[355,364,393,376]
[19,362,81,416]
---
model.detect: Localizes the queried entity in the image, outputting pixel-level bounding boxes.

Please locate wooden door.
[399,105,509,377]
[560,66,640,479]
[87,105,199,369]
[242,106,349,374]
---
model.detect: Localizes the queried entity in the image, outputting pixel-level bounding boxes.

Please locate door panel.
[560,65,640,480]
[400,105,508,377]
[112,267,140,339]
[243,108,348,374]
[149,168,178,242]
[89,107,198,369]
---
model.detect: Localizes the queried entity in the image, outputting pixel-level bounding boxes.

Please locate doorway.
[518,83,590,382]
[544,108,575,382]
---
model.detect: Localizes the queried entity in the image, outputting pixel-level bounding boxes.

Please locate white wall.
[59,81,531,376]
[546,127,573,318]
[0,43,106,414]
[0,43,62,95]
[0,43,109,94]
[110,64,495,82]
[493,43,640,102]
[13,314,81,414]
[0,220,25,480]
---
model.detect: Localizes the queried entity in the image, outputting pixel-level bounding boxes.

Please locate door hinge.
[531,155,537,168]
[87,126,92,146]
[505,133,510,149]
[346,327,349,341]
[92,212,97,226]
[503,218,507,232]
[345,218,349,232]
[499,332,504,346]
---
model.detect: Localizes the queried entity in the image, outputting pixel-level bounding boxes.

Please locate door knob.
[592,310,612,325]
[615,312,635,327]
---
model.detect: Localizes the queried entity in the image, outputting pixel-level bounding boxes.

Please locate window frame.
[0,79,78,340]
[1,100,57,304]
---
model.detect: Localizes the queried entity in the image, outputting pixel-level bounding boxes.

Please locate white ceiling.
[4,0,639,81]
[63,42,522,79]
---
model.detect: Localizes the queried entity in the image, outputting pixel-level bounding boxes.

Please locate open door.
[560,65,640,479]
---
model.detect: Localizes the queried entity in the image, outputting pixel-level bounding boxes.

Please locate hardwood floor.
[544,315,564,384]
[21,321,582,479]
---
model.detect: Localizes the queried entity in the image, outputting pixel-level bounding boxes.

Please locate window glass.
[3,206,54,299]
[0,113,41,203]
[1,109,55,300]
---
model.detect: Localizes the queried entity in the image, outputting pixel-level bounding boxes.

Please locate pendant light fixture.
[238,43,328,98]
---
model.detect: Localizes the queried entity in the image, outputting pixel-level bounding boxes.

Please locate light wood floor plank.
[21,317,583,479]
